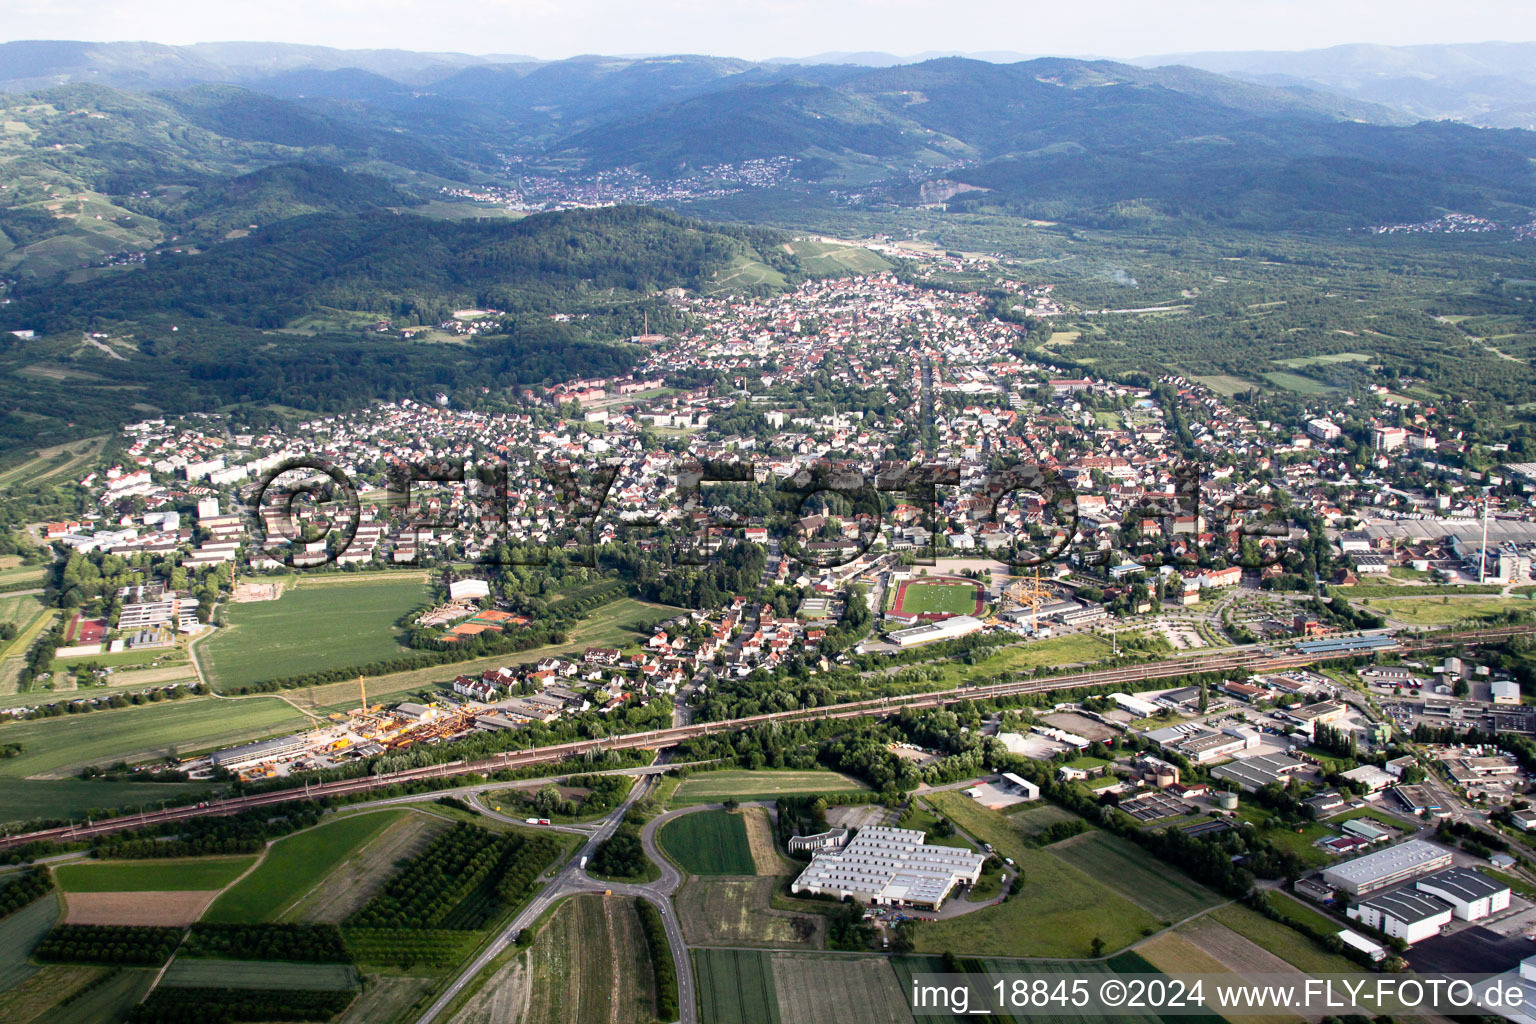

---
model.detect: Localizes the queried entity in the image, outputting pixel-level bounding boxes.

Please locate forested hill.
[0,206,805,456]
[0,206,800,332]
[0,83,470,279]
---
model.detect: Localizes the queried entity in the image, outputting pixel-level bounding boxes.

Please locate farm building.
[790,825,985,910]
[1321,839,1454,896]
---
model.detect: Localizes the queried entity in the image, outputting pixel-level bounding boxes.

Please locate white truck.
[580,855,589,870]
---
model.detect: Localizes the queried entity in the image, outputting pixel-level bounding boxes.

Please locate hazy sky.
[4,0,1535,60]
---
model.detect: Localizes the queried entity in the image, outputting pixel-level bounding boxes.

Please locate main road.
[2,623,1529,852]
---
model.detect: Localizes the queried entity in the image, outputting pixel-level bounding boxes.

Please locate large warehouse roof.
[1322,839,1452,888]
[792,825,984,906]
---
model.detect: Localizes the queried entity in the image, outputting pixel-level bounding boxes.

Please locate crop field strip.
[658,809,756,874]
[54,854,257,893]
[511,894,658,1024]
[1046,831,1224,921]
[286,809,447,923]
[670,769,869,804]
[676,876,824,948]
[160,958,361,991]
[0,893,60,993]
[771,953,915,1024]
[694,948,783,1024]
[203,809,403,923]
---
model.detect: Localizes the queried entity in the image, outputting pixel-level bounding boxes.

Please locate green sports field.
[894,580,982,617]
[55,855,257,892]
[202,810,402,923]
[659,810,755,875]
[201,580,430,690]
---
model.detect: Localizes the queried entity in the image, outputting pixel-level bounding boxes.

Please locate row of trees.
[182,923,350,963]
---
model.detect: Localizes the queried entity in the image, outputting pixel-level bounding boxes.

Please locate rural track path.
[415,772,700,1024]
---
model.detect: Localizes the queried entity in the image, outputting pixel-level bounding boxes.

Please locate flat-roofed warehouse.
[1321,839,1454,895]
[1210,752,1304,791]
[1415,867,1512,921]
[210,732,312,770]
[886,614,985,648]
[791,825,985,910]
[1347,888,1454,945]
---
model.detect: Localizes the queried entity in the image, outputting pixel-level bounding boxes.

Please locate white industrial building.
[1112,692,1159,718]
[1416,868,1512,921]
[1348,889,1454,945]
[1321,839,1455,895]
[790,825,985,909]
[448,578,491,601]
[886,614,984,648]
[1000,772,1040,800]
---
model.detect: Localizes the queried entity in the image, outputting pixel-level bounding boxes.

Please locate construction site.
[188,679,483,781]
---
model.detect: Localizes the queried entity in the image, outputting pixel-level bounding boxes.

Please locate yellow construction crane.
[1003,568,1055,633]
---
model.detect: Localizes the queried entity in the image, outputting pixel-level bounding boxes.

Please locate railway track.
[2,623,1529,851]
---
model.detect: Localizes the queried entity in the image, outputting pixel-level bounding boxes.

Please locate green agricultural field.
[203,810,403,923]
[785,240,893,276]
[705,255,788,293]
[0,965,111,1024]
[161,959,360,990]
[1261,370,1337,394]
[1275,352,1371,368]
[1190,374,1256,397]
[1363,596,1533,626]
[502,894,659,1024]
[0,698,310,785]
[917,792,1157,957]
[1209,904,1363,975]
[896,580,982,617]
[1009,803,1080,836]
[671,770,869,805]
[28,966,154,1024]
[1261,892,1346,936]
[659,810,756,875]
[55,855,257,893]
[694,948,782,1024]
[0,892,59,992]
[0,780,213,827]
[769,953,914,1024]
[920,634,1113,688]
[1046,832,1221,921]
[201,580,430,690]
